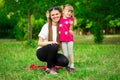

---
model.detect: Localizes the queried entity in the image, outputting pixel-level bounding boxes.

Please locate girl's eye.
[56,13,58,15]
[68,10,72,13]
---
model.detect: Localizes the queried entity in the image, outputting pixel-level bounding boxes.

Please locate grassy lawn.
[0,35,120,80]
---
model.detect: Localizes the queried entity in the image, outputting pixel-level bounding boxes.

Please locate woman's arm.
[38,37,57,47]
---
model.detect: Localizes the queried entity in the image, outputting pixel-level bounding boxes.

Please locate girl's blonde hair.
[61,4,77,26]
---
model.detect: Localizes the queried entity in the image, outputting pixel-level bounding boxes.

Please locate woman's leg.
[36,47,47,62]
[36,44,59,69]
[55,54,69,67]
[46,44,58,68]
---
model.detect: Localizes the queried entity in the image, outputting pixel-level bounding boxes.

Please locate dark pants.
[36,44,69,68]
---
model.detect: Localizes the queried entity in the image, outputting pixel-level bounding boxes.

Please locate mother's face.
[50,10,61,23]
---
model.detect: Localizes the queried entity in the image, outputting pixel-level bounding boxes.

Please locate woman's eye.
[51,14,54,16]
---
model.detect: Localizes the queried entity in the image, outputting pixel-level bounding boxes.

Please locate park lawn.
[0,35,120,80]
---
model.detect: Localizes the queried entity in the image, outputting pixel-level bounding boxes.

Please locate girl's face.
[50,10,61,23]
[63,7,73,18]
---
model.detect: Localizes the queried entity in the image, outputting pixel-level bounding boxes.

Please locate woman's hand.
[38,37,58,46]
[49,41,58,45]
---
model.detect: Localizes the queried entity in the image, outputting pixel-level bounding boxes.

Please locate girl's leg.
[61,42,68,58]
[68,42,74,68]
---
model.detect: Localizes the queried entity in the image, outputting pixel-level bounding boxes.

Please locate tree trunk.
[105,26,110,34]
[28,10,32,41]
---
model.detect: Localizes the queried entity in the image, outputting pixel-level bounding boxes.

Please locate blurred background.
[0,0,120,43]
[0,0,120,80]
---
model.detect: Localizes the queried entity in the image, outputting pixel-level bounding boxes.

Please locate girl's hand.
[69,21,73,25]
[46,11,49,18]
[69,30,74,35]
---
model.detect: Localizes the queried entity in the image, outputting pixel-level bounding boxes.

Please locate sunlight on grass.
[0,35,120,80]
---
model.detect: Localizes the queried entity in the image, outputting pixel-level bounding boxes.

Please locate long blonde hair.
[61,4,77,26]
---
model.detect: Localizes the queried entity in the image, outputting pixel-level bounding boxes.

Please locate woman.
[36,6,69,74]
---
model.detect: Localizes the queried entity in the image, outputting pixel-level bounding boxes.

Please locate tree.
[3,0,120,43]
[4,0,48,41]
[74,0,120,43]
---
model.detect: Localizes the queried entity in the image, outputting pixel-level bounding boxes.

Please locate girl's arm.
[69,21,74,35]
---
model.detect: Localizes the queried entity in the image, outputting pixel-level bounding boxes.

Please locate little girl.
[59,4,77,72]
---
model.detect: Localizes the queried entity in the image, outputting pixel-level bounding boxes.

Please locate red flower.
[29,64,36,70]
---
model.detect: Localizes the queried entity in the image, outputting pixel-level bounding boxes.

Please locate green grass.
[0,35,120,80]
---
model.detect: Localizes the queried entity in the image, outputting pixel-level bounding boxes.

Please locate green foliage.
[15,17,27,40]
[14,25,24,40]
[86,20,92,28]
[31,15,45,39]
[74,0,120,43]
[90,22,103,43]
[0,11,18,38]
[15,15,45,41]
[0,11,8,38]
[1,0,120,43]
[109,18,120,27]
[0,0,4,8]
[25,40,37,48]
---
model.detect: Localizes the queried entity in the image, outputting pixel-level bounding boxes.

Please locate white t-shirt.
[37,23,57,49]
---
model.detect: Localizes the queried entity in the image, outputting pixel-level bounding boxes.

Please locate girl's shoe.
[66,66,70,72]
[66,66,75,73]
[70,68,75,73]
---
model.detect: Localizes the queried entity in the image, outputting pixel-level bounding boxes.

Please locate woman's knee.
[62,57,69,66]
[56,54,69,67]
[36,49,46,61]
[36,49,39,58]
